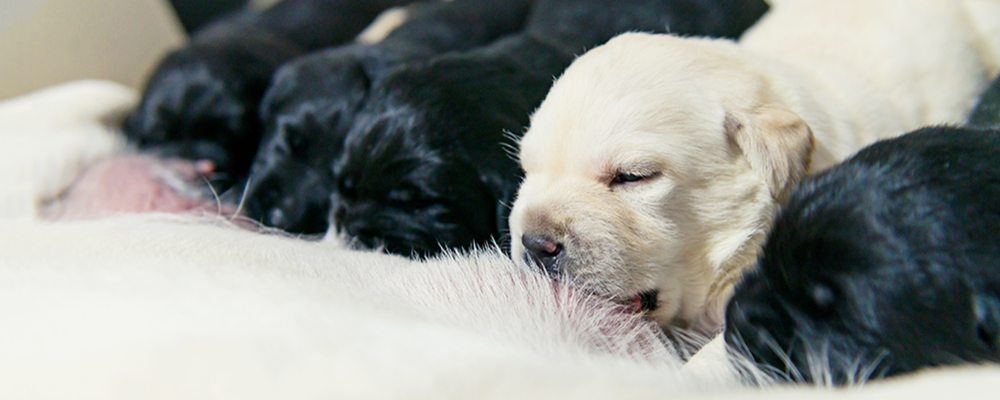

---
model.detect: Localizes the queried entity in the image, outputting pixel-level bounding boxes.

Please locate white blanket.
[0,81,997,399]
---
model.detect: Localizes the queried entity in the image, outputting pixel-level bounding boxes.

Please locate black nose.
[521,234,563,274]
[265,206,287,228]
[254,198,328,235]
[338,217,379,245]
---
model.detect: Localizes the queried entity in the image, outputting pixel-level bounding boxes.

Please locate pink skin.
[54,155,250,227]
[548,279,664,356]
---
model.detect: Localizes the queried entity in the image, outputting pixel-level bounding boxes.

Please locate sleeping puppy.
[125,0,418,189]
[243,0,535,235]
[508,0,999,334]
[329,0,770,257]
[724,126,1000,384]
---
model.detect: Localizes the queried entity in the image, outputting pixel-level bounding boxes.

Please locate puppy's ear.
[974,293,1000,351]
[726,107,814,201]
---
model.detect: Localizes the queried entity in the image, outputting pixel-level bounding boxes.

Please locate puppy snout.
[725,298,799,370]
[521,234,564,275]
[726,300,781,340]
[258,198,302,231]
[339,219,381,247]
[265,206,287,228]
[248,191,329,235]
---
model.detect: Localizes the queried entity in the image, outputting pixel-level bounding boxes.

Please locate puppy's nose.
[339,219,381,248]
[521,234,563,274]
[263,201,332,235]
[265,207,286,228]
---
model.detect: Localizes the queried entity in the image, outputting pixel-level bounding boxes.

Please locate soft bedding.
[0,81,998,399]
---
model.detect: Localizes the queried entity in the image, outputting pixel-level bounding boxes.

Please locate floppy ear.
[726,107,814,202]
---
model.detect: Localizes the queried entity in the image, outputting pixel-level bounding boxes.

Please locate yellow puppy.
[509,0,1000,334]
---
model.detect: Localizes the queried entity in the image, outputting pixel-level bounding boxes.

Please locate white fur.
[0,217,681,399]
[509,0,1000,333]
[0,80,134,220]
[2,216,999,398]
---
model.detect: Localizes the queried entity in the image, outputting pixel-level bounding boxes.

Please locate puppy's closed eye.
[613,173,648,183]
[610,171,660,187]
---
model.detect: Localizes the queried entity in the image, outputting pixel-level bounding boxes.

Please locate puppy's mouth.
[629,289,660,313]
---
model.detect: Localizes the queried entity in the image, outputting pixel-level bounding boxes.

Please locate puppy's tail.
[969,74,1000,130]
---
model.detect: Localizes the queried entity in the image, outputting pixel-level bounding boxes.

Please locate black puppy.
[329,0,770,256]
[125,0,417,189]
[725,127,1000,384]
[244,0,535,235]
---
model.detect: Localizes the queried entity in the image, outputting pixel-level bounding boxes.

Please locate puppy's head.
[244,46,386,234]
[726,128,1000,384]
[509,33,814,331]
[327,82,494,256]
[328,44,547,257]
[330,107,499,256]
[126,35,302,185]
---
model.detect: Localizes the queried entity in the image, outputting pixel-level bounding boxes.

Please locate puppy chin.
[511,239,688,328]
[333,204,473,258]
[725,306,891,384]
[243,166,332,236]
[345,230,443,258]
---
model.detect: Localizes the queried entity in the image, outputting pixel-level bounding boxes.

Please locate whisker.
[802,338,833,387]
[758,329,803,383]
[232,176,254,219]
[199,174,224,217]
[854,349,889,385]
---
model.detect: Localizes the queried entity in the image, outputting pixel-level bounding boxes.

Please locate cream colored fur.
[355,0,457,44]
[355,6,411,44]
[509,0,1000,334]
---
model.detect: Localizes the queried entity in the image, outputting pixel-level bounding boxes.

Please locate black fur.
[244,0,534,234]
[725,127,1000,384]
[969,72,1000,131]
[329,0,770,257]
[125,0,416,189]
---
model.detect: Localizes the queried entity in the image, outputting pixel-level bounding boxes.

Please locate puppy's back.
[852,128,1000,259]
[740,0,992,130]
